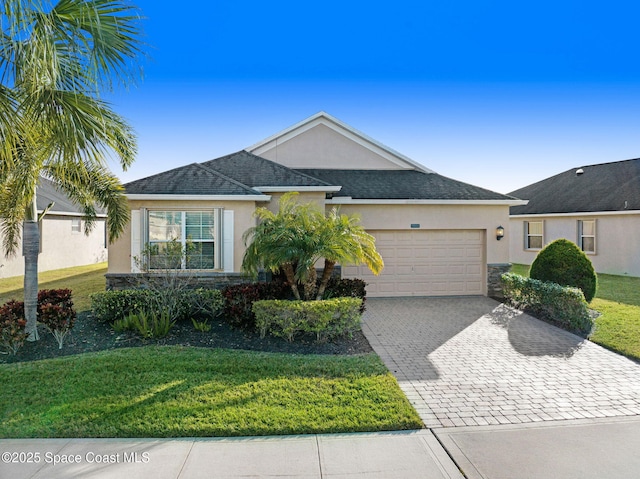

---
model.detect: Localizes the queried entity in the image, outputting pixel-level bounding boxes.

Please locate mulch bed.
[0,312,373,364]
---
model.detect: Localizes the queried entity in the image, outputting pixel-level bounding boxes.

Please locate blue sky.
[107,0,640,194]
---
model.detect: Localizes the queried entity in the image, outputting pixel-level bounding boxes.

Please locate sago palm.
[0,0,145,340]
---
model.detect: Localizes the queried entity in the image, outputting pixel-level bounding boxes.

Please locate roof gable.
[247,112,433,172]
[509,158,640,215]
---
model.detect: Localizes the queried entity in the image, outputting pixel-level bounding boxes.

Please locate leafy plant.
[191,318,211,332]
[116,310,175,339]
[0,300,28,355]
[221,281,290,329]
[530,239,598,302]
[253,297,363,342]
[39,303,76,349]
[501,273,593,335]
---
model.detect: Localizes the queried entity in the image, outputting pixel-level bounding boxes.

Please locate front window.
[525,221,543,250]
[147,210,216,269]
[578,220,596,254]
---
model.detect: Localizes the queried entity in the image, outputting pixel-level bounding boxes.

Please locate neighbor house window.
[71,218,81,233]
[524,221,543,250]
[147,210,219,270]
[578,220,596,254]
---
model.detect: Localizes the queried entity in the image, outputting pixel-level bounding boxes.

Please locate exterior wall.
[0,215,108,279]
[263,191,327,214]
[509,213,640,277]
[255,124,408,170]
[108,200,258,275]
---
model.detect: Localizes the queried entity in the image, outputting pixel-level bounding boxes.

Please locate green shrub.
[114,310,175,339]
[252,297,363,342]
[90,289,224,324]
[321,278,367,312]
[501,273,593,335]
[530,239,597,302]
[90,289,155,323]
[221,281,290,329]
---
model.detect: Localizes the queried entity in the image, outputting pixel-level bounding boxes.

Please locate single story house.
[1,177,108,278]
[509,158,640,277]
[107,112,525,297]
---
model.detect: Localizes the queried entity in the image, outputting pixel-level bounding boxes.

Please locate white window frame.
[71,218,82,234]
[524,221,544,250]
[578,219,596,254]
[145,209,223,271]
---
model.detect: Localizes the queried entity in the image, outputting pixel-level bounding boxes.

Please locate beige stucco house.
[509,158,640,277]
[1,178,108,278]
[108,112,525,297]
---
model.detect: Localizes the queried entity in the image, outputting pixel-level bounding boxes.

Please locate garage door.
[343,230,485,297]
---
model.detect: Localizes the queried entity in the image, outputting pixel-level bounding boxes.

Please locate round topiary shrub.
[529,238,597,302]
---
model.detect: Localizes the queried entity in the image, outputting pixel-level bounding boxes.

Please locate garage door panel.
[343,229,485,297]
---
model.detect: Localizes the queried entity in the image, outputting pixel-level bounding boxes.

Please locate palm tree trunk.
[281,263,301,300]
[303,267,317,301]
[316,259,336,300]
[23,195,39,341]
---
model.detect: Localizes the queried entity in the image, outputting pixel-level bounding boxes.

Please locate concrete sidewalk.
[0,430,463,479]
[434,416,640,479]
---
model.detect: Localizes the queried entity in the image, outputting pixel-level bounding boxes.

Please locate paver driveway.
[362,297,640,428]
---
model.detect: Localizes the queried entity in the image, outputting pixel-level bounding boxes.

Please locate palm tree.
[0,0,145,340]
[315,208,383,300]
[242,193,384,301]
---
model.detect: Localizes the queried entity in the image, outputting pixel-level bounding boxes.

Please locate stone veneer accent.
[487,263,512,299]
[105,272,252,291]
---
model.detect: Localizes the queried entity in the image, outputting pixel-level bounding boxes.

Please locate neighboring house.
[509,158,640,277]
[0,177,108,278]
[108,112,524,297]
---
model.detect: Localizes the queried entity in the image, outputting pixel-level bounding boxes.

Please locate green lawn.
[510,264,640,360]
[0,346,422,438]
[0,262,106,313]
[0,264,422,438]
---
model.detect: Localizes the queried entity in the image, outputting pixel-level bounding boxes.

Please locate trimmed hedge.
[530,239,597,302]
[220,281,291,329]
[90,288,224,323]
[501,273,593,335]
[252,297,363,342]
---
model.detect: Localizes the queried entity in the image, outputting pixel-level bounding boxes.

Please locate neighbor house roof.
[509,158,640,215]
[37,177,106,217]
[297,169,518,201]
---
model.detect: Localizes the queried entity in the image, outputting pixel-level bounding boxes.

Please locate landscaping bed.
[1,310,373,364]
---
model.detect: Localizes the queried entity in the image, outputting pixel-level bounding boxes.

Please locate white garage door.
[343,230,485,297]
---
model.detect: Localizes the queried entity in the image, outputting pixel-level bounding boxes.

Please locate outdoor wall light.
[496,226,505,241]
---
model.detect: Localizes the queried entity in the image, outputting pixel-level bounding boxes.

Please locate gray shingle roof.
[509,158,640,215]
[201,151,333,188]
[296,169,516,201]
[124,162,262,196]
[37,177,106,215]
[124,150,514,201]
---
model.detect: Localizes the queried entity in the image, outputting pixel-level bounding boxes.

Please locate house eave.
[510,209,640,218]
[328,198,528,206]
[253,186,343,193]
[126,194,272,201]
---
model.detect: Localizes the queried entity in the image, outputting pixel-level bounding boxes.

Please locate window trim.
[524,220,544,251]
[145,208,223,271]
[578,219,596,254]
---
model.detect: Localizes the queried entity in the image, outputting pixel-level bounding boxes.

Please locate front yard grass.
[0,262,106,313]
[0,346,422,438]
[510,264,640,360]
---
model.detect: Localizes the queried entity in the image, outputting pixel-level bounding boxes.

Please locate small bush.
[322,278,367,312]
[90,289,155,323]
[501,273,593,335]
[221,281,290,329]
[253,297,363,342]
[530,239,598,302]
[90,289,224,324]
[0,300,28,355]
[38,289,76,349]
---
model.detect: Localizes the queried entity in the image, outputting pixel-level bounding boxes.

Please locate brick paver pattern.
[362,297,640,428]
